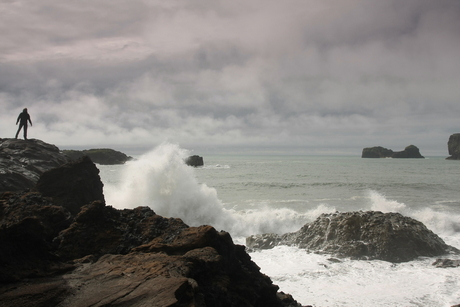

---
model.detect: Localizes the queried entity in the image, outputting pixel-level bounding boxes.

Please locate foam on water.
[104,143,332,237]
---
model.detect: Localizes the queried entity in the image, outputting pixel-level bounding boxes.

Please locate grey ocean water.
[98,145,460,307]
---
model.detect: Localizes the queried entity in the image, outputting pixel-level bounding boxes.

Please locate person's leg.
[15,124,23,139]
[23,124,28,140]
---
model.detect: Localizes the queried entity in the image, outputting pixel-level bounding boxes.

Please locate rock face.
[446,133,460,160]
[247,211,457,263]
[0,138,72,191]
[35,156,105,215]
[185,155,204,167]
[362,145,424,158]
[0,141,302,307]
[62,148,133,165]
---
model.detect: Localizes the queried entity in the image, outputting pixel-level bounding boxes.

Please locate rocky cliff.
[0,140,303,307]
[446,133,460,160]
[362,145,424,158]
[247,211,458,263]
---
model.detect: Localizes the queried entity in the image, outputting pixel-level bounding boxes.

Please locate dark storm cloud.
[1,0,460,155]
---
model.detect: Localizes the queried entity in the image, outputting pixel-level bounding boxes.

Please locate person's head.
[23,108,28,113]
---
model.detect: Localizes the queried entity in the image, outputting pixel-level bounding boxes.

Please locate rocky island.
[362,145,424,158]
[0,139,303,307]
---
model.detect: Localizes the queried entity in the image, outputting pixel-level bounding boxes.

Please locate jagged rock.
[185,155,204,167]
[446,133,460,160]
[0,145,303,306]
[62,148,133,165]
[247,211,457,263]
[34,156,105,215]
[362,145,424,158]
[0,138,72,191]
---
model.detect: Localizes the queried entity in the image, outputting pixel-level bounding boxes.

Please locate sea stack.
[446,133,460,160]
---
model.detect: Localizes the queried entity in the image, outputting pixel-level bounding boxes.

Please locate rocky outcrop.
[62,148,133,165]
[0,138,72,191]
[35,156,105,215]
[446,133,460,160]
[0,141,303,307]
[247,211,457,263]
[185,155,204,167]
[362,145,424,158]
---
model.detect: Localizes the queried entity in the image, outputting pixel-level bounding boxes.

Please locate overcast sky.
[1,0,459,155]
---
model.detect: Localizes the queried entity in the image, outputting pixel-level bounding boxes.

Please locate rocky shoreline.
[0,139,304,307]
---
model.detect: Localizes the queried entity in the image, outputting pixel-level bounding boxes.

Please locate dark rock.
[361,146,394,158]
[247,211,457,263]
[432,258,460,268]
[392,145,424,158]
[62,148,133,165]
[185,155,204,167]
[446,133,460,160]
[0,139,72,191]
[35,156,105,215]
[0,147,303,306]
[362,145,424,158]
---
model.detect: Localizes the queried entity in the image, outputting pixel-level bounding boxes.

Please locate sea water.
[98,143,460,307]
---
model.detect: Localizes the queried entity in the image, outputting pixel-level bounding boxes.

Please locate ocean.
[98,143,460,307]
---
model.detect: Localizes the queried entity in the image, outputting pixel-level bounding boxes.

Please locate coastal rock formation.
[0,138,72,191]
[0,140,303,307]
[362,145,424,158]
[247,211,457,263]
[62,148,133,165]
[35,156,105,215]
[185,155,204,167]
[446,133,460,160]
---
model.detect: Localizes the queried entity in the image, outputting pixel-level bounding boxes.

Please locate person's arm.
[16,114,20,124]
[28,117,32,126]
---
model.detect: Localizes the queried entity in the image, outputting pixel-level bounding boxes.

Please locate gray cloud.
[1,0,460,155]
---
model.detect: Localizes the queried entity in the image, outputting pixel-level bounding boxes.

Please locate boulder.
[362,145,424,158]
[62,148,133,165]
[185,155,204,167]
[446,133,460,160]
[34,156,105,215]
[247,211,457,263]
[0,138,72,191]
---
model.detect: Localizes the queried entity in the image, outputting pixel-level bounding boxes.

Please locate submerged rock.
[247,211,457,263]
[62,148,133,165]
[0,138,72,191]
[362,145,424,158]
[446,133,460,160]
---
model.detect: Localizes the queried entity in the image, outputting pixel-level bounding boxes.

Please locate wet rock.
[0,138,72,191]
[62,148,133,165]
[432,258,460,268]
[247,211,457,263]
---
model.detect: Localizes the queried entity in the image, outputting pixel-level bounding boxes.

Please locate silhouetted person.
[15,108,32,140]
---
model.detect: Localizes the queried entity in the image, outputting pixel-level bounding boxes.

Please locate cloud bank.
[1,0,460,155]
